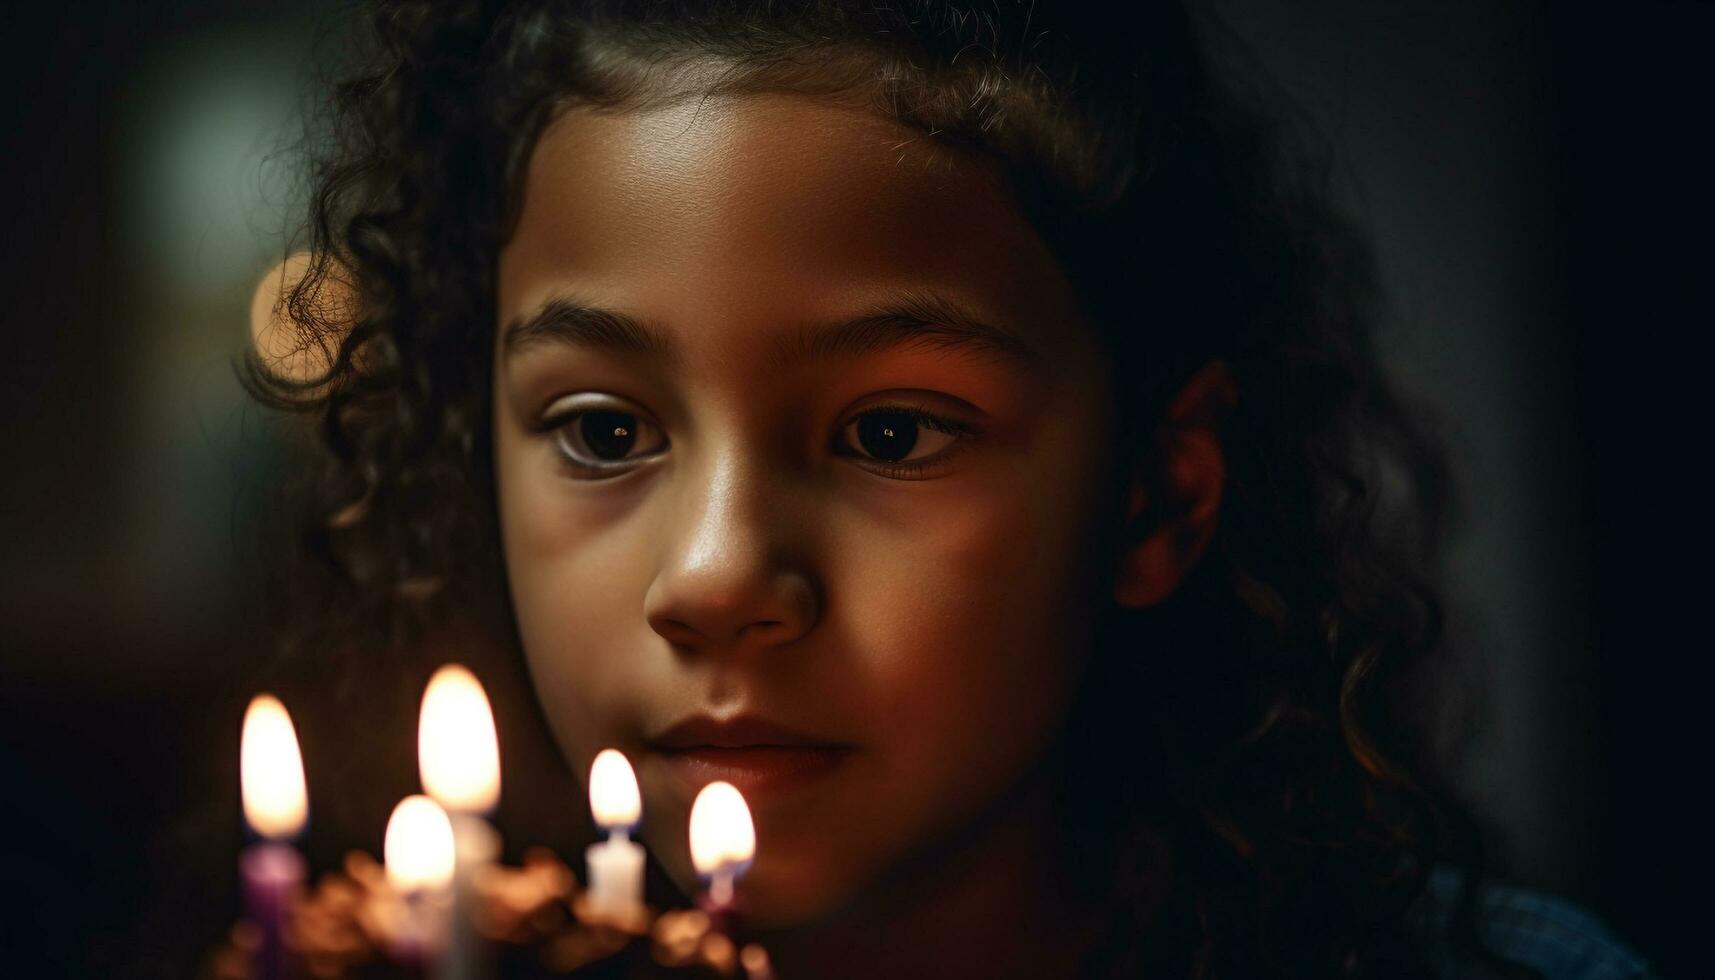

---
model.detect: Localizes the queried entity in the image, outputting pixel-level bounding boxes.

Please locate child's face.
[493,91,1119,925]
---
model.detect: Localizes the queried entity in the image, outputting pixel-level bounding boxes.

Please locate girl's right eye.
[544,406,668,476]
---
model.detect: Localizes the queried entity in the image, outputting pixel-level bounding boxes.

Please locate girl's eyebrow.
[502,291,1048,377]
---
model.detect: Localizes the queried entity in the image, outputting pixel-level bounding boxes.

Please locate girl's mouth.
[646,715,856,797]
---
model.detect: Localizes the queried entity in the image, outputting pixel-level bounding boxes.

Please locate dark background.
[1,1,1706,976]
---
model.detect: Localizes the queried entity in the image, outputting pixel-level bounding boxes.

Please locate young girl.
[246,1,1654,977]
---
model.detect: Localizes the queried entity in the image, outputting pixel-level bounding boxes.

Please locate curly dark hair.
[245,1,1517,976]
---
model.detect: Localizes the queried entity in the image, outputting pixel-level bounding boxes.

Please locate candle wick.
[609,826,630,845]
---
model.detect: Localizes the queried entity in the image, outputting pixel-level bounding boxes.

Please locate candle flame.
[384,795,455,892]
[240,694,307,840]
[688,781,755,876]
[589,749,642,829]
[417,664,500,814]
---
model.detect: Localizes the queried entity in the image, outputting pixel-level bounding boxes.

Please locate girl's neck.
[756,765,1123,980]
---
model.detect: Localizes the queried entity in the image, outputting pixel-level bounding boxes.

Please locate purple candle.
[240,843,306,978]
[239,695,309,980]
[689,782,755,938]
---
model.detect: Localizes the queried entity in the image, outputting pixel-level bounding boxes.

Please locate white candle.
[384,794,456,962]
[688,781,755,920]
[239,694,308,980]
[418,664,502,980]
[584,749,646,922]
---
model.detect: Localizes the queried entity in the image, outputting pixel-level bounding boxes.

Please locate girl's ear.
[1112,360,1238,608]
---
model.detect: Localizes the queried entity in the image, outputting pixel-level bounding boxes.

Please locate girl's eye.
[539,399,974,481]
[834,405,977,480]
[546,407,667,475]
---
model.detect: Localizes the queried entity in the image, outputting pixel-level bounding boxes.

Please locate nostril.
[653,617,704,646]
[655,618,786,651]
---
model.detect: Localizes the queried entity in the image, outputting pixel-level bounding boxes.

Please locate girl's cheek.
[496,434,643,731]
[508,557,645,780]
[848,474,1088,717]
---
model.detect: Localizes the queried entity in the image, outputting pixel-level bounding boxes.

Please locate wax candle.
[418,664,502,980]
[239,694,308,980]
[584,749,646,923]
[384,794,457,962]
[688,781,755,933]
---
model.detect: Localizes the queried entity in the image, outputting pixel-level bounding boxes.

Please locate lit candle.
[583,749,647,923]
[384,794,456,962]
[688,781,755,933]
[418,664,501,980]
[238,694,308,980]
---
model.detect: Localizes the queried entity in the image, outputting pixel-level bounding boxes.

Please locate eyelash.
[835,403,977,479]
[537,401,977,480]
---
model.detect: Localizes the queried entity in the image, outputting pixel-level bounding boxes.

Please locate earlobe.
[1112,361,1237,609]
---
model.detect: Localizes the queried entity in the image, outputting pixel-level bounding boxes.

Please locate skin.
[490,90,1230,977]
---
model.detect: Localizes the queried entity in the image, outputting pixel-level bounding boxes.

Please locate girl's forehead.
[495,91,1094,369]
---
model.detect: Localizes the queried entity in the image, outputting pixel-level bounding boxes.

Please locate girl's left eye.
[833,405,977,480]
[546,407,668,476]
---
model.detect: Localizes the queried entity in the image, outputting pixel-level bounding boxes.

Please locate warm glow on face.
[240,694,308,840]
[688,781,756,876]
[417,664,501,814]
[493,95,1115,925]
[589,749,642,829]
[384,795,456,892]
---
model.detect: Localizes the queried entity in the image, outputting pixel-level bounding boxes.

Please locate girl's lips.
[646,714,856,797]
[656,746,853,797]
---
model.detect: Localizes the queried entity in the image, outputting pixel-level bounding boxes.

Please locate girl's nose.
[642,453,819,656]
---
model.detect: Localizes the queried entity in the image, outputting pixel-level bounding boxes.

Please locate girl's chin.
[659,851,864,931]
[736,866,854,930]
